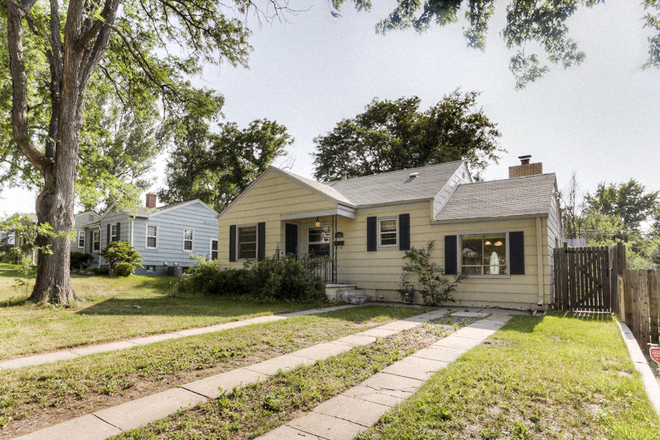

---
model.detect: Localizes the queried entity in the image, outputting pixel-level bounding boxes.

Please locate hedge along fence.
[619,269,660,347]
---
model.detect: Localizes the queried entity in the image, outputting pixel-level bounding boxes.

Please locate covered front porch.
[278,208,355,284]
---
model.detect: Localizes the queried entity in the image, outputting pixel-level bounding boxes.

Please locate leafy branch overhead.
[2,0,290,305]
[332,0,660,88]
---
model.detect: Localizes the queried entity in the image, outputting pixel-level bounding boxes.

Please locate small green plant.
[399,241,466,306]
[100,241,143,276]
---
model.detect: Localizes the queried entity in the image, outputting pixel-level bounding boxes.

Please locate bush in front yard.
[177,255,326,303]
[70,252,93,270]
[115,262,137,277]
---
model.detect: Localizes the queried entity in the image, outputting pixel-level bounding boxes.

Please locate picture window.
[460,233,507,276]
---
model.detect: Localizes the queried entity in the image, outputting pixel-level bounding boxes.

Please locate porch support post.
[536,217,544,307]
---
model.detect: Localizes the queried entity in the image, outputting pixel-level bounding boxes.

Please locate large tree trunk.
[6,0,119,305]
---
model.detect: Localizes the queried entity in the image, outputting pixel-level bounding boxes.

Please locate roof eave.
[431,213,550,225]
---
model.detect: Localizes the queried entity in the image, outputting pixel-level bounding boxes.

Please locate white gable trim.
[149,199,218,218]
[433,160,472,219]
[271,168,356,208]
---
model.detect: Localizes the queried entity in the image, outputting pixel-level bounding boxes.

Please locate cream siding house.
[217,159,561,310]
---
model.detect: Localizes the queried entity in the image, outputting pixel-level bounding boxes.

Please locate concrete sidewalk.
[14,307,512,440]
[257,313,513,440]
[0,304,359,370]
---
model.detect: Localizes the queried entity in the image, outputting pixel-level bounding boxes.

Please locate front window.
[146,225,158,249]
[378,218,397,248]
[93,231,100,252]
[183,229,194,252]
[308,225,331,257]
[238,226,257,260]
[78,230,85,248]
[460,233,507,276]
[210,239,218,260]
[111,224,118,242]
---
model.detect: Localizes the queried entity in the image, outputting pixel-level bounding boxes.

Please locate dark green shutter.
[399,214,410,251]
[445,235,457,275]
[116,222,121,241]
[229,225,237,262]
[367,217,377,251]
[510,231,525,275]
[257,222,266,260]
[106,224,111,246]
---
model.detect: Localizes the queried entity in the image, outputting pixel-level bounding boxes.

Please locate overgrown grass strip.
[113,323,456,440]
[0,305,431,437]
[357,313,660,440]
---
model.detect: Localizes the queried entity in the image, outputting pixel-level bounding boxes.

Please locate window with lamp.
[460,233,507,276]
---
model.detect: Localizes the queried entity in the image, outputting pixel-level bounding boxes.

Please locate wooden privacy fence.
[619,269,660,347]
[553,243,624,312]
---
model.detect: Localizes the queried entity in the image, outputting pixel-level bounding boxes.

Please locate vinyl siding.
[218,169,556,310]
[218,170,340,265]
[72,212,100,250]
[133,202,218,268]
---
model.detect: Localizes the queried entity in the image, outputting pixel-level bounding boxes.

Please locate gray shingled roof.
[434,173,557,221]
[326,161,464,206]
[276,169,355,206]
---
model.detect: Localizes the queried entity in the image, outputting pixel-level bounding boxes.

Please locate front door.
[285,223,298,256]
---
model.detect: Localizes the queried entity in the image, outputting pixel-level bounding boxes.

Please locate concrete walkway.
[0,304,359,370]
[257,313,513,440]
[15,307,515,440]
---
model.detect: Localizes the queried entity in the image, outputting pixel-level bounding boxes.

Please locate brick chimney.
[509,155,543,178]
[146,193,157,209]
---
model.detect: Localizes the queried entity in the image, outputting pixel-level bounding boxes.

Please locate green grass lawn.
[357,312,660,440]
[0,305,434,437]
[0,263,322,358]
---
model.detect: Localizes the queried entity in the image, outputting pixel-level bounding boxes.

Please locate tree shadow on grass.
[75,297,317,317]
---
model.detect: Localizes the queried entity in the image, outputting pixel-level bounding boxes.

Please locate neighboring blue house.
[75,194,218,275]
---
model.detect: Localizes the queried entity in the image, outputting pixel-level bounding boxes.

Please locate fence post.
[649,270,659,345]
[632,270,641,341]
[640,270,651,347]
[623,269,633,325]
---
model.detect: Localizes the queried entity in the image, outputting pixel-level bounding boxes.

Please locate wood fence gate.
[553,243,624,312]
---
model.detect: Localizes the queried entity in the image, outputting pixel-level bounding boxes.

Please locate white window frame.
[146,265,156,273]
[77,230,85,249]
[93,230,100,252]
[237,223,258,261]
[183,229,194,252]
[111,223,119,242]
[457,231,510,278]
[210,238,218,261]
[146,224,159,250]
[306,223,332,257]
[377,217,398,249]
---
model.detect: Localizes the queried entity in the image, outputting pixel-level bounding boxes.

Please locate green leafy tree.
[333,0,660,88]
[313,90,502,182]
[100,241,142,277]
[159,118,292,212]
[586,180,658,233]
[2,0,276,304]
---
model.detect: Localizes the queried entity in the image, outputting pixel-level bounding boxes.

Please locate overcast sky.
[2,0,659,217]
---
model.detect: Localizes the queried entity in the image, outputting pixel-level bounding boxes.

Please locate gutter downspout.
[130,216,135,246]
[536,217,544,308]
[97,225,102,268]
